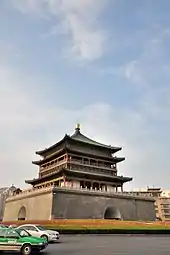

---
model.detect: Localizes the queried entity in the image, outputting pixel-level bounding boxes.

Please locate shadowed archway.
[104,206,122,220]
[18,206,26,221]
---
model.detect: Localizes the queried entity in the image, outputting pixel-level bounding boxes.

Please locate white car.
[16,224,59,242]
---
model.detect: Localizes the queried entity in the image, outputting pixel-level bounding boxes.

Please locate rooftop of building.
[35,124,122,156]
[130,187,162,192]
[160,190,170,198]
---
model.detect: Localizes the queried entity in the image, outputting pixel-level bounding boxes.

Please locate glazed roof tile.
[36,125,121,155]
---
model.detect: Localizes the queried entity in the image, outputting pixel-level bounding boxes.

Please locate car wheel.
[21,244,32,255]
[41,235,48,242]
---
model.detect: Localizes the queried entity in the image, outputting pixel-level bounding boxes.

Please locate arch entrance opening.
[104,206,122,220]
[18,206,26,221]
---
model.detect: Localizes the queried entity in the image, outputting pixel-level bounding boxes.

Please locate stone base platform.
[3,187,156,221]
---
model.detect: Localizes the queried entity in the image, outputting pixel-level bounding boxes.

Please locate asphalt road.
[44,235,170,255]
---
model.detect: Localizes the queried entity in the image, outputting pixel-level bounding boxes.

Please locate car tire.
[21,244,32,255]
[41,235,48,242]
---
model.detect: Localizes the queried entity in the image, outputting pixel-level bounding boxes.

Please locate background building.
[126,188,170,221]
[0,185,17,220]
[157,190,170,221]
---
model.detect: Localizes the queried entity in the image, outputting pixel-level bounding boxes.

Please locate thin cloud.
[11,0,109,61]
[1,1,170,191]
[0,61,169,190]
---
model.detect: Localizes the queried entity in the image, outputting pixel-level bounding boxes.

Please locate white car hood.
[45,229,59,235]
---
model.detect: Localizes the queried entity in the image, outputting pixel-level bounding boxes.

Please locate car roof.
[19,224,42,226]
[18,224,35,226]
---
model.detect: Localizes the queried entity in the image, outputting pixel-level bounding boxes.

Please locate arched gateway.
[18,206,26,220]
[104,206,122,220]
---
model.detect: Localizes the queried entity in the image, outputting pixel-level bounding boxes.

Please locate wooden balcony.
[39,158,117,178]
[40,159,67,172]
[67,161,116,176]
[40,162,67,178]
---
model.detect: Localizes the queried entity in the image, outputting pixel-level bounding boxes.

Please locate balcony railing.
[68,159,117,171]
[161,203,170,205]
[40,162,67,178]
[123,192,154,197]
[161,206,170,209]
[40,159,67,172]
[163,213,170,217]
[40,159,117,177]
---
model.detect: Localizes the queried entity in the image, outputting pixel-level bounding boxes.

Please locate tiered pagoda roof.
[26,124,131,186]
[32,124,124,165]
[25,169,132,186]
[36,124,122,156]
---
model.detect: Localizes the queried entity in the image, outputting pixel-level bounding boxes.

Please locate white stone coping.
[6,186,155,202]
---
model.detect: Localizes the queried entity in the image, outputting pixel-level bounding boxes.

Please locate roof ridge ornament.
[75,123,80,130]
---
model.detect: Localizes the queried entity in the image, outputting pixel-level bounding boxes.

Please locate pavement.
[44,234,170,255]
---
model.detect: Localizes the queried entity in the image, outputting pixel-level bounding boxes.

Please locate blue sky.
[0,0,170,190]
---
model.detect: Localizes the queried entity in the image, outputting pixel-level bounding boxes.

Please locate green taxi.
[0,227,48,254]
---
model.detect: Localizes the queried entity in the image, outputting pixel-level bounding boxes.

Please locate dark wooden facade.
[25,124,132,192]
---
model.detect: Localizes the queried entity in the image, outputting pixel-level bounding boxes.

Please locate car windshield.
[36,225,46,231]
[15,228,31,237]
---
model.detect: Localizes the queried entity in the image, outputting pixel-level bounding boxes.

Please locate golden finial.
[76,123,80,129]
